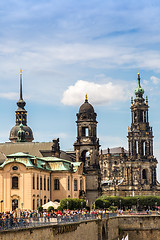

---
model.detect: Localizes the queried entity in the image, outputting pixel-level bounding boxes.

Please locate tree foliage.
[95,196,160,209]
[48,206,54,212]
[60,198,86,210]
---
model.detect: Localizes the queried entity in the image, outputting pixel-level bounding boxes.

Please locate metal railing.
[0,213,117,231]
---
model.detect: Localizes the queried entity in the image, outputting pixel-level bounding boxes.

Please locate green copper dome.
[134,73,144,98]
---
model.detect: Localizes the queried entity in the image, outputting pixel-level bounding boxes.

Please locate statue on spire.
[17,124,26,142]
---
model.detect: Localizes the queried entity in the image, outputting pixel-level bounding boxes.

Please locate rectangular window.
[74,179,77,191]
[33,174,35,190]
[40,199,42,206]
[47,178,50,191]
[40,176,42,190]
[44,176,46,190]
[82,127,89,136]
[12,176,18,189]
[54,179,60,190]
[37,175,39,190]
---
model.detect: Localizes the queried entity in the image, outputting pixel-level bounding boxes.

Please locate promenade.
[0,208,158,231]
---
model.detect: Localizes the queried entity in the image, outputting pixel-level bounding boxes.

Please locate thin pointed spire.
[20,69,23,100]
[17,69,26,109]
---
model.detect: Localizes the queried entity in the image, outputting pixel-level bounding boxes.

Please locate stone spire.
[9,70,34,142]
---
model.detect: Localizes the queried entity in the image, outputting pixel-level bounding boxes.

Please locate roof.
[0,152,82,173]
[101,147,128,155]
[0,142,75,163]
[0,142,53,161]
[79,100,95,114]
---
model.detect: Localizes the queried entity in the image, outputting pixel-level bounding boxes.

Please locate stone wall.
[0,220,99,240]
[106,217,119,240]
[0,215,160,240]
[118,215,160,240]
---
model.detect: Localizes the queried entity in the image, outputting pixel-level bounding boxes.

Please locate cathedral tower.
[127,73,157,189]
[9,70,34,142]
[74,95,101,205]
[74,94,100,169]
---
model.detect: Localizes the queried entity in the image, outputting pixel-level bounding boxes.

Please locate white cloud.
[150,76,160,85]
[0,92,18,100]
[61,80,130,106]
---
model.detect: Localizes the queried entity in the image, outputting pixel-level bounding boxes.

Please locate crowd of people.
[0,207,159,230]
[0,208,110,230]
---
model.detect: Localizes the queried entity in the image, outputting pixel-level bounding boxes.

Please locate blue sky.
[1,0,160,178]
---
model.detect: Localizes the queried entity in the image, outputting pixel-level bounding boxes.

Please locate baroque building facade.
[0,71,85,212]
[0,152,85,212]
[100,73,160,196]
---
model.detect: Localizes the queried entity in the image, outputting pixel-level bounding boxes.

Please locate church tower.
[9,70,34,142]
[74,94,100,168]
[74,95,101,205]
[127,73,157,190]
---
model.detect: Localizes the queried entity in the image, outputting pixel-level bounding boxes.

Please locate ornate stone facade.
[74,95,101,205]
[100,73,160,196]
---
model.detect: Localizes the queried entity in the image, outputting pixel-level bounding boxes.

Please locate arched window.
[12,176,18,189]
[54,179,60,190]
[12,199,18,210]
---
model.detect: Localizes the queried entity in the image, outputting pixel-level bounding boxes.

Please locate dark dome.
[79,100,95,114]
[9,125,34,142]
